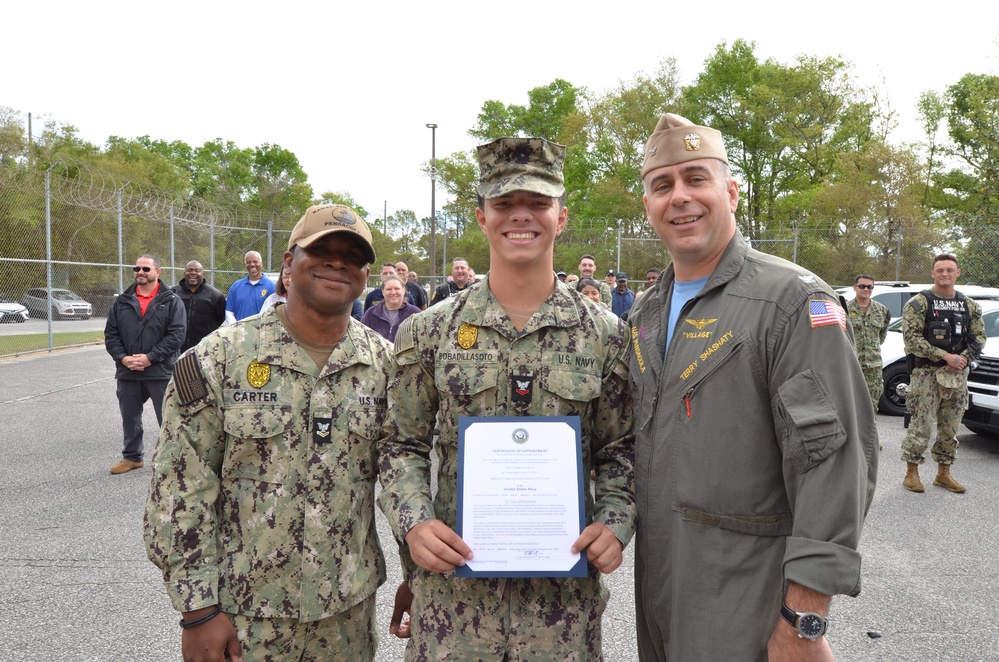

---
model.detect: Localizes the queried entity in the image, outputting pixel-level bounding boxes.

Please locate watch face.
[798,613,826,640]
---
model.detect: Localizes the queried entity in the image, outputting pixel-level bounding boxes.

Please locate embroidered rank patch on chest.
[457,323,478,349]
[809,300,846,330]
[247,360,270,388]
[511,375,534,404]
[313,417,333,445]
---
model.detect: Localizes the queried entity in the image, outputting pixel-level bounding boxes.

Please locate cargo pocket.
[221,405,293,484]
[347,404,385,481]
[539,367,602,415]
[776,370,847,472]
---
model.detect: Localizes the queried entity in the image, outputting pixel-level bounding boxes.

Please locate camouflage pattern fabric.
[598,281,613,307]
[406,572,608,661]
[901,292,985,465]
[847,299,890,369]
[229,594,376,662]
[861,365,884,414]
[378,276,635,660]
[901,367,968,465]
[145,308,392,631]
[476,138,565,199]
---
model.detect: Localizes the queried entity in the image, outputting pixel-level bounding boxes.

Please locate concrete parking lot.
[2,346,997,661]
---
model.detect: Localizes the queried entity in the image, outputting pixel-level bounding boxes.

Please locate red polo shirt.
[136,283,160,317]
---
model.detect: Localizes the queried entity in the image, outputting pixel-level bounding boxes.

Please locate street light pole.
[426,123,437,293]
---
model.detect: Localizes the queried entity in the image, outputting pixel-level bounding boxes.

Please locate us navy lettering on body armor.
[923,289,969,351]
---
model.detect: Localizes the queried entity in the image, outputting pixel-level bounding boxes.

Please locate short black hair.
[854,274,874,284]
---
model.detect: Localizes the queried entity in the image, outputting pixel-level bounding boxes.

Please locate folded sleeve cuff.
[782,536,863,598]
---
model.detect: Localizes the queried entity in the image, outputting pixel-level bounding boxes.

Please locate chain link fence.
[2,161,997,358]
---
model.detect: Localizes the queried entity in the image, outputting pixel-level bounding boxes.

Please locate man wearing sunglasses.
[104,254,186,475]
[848,275,891,416]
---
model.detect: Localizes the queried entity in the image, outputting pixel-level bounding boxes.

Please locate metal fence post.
[117,186,124,295]
[44,161,60,350]
[616,220,622,273]
[895,228,903,281]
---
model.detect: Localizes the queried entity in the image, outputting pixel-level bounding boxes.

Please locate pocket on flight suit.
[775,370,847,472]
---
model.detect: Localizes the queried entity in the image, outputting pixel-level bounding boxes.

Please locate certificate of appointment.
[456,416,586,578]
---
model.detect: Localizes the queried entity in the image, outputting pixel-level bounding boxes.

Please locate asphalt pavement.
[1,346,997,661]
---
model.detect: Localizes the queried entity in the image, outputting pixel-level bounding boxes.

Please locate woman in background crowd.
[361,275,421,341]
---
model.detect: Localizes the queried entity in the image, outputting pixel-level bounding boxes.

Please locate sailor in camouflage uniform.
[846,274,891,414]
[378,137,636,661]
[145,205,391,662]
[900,253,985,494]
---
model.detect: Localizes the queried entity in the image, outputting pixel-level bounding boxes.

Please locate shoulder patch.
[907,293,927,315]
[173,352,209,406]
[394,316,416,354]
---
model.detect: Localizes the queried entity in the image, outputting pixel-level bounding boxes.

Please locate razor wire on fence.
[2,160,998,358]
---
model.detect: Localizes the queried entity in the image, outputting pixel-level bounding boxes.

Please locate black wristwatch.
[780,602,828,640]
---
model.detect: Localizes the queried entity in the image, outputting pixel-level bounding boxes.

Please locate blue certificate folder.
[456,416,587,578]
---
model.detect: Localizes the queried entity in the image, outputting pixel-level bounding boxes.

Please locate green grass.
[0,330,105,357]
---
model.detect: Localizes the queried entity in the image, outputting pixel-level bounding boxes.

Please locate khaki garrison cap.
[477,137,566,199]
[641,113,728,178]
[288,204,376,264]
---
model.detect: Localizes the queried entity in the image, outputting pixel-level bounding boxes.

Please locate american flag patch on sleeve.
[809,299,846,329]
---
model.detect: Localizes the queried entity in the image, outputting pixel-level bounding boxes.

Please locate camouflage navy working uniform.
[847,298,891,413]
[145,308,392,661]
[901,292,985,465]
[378,276,636,661]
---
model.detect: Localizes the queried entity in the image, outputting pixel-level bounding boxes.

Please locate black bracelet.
[179,605,223,629]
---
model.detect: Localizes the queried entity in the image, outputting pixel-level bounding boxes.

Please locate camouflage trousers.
[405,570,608,661]
[901,367,968,465]
[861,365,883,415]
[229,594,377,662]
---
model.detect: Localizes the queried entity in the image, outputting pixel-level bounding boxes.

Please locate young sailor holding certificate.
[378,137,636,660]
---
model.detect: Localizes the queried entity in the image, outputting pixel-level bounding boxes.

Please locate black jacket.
[172,278,227,352]
[105,279,186,381]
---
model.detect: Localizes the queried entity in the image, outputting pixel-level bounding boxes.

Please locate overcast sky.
[5,1,997,224]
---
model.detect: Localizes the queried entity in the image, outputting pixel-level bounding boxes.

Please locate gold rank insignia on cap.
[457,323,478,349]
[247,360,271,388]
[684,133,701,151]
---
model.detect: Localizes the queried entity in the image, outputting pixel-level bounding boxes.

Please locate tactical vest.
[913,289,970,368]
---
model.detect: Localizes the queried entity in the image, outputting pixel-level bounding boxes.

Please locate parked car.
[838,281,999,324]
[81,285,120,316]
[0,297,29,323]
[21,288,93,320]
[877,300,999,429]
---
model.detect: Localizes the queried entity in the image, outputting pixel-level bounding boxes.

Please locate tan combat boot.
[903,463,924,493]
[933,464,966,493]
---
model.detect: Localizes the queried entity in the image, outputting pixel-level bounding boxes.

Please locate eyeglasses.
[133,266,153,273]
[856,284,874,290]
